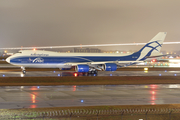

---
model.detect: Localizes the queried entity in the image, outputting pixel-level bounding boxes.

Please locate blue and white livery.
[6,32,167,74]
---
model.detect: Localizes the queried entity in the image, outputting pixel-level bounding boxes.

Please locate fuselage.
[5,32,166,73]
[6,50,139,68]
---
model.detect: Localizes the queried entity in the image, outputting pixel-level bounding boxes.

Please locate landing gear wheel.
[88,70,98,74]
[21,66,26,74]
[83,72,88,76]
[22,70,26,74]
[94,70,98,74]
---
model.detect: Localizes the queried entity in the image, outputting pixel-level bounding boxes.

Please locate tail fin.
[135,32,167,61]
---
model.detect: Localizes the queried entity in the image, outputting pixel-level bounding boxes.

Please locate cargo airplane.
[6,32,167,74]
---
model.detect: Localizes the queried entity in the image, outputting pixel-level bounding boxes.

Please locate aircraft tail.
[134,32,167,61]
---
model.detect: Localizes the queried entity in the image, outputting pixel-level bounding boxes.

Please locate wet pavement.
[0,84,180,109]
[0,70,179,77]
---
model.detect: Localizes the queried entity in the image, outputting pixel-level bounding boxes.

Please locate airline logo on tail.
[136,32,167,61]
[143,40,162,52]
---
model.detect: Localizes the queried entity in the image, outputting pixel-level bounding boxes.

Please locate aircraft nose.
[6,57,10,63]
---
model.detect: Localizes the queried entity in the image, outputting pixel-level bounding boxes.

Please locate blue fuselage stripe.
[10,55,139,64]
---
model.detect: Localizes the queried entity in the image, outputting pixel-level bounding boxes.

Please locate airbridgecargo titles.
[30,53,49,56]
[6,32,167,74]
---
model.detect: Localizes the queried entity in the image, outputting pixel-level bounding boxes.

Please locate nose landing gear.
[22,70,26,74]
[21,67,26,74]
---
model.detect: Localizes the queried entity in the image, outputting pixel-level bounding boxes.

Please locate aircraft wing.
[64,61,144,66]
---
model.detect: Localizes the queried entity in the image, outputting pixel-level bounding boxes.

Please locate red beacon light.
[74,73,78,77]
[151,59,157,62]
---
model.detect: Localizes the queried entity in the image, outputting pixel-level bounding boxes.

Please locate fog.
[1,0,180,51]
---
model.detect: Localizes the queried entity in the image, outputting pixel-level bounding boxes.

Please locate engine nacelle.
[103,63,117,71]
[76,65,89,72]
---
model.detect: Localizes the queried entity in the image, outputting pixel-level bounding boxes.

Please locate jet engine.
[75,65,89,72]
[103,63,117,71]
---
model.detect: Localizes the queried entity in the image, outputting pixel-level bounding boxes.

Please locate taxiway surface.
[0,84,179,109]
[0,70,179,77]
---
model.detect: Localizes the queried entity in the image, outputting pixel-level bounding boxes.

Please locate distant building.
[73,48,101,53]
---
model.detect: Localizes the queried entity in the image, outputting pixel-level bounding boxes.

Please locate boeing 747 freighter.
[6,32,167,74]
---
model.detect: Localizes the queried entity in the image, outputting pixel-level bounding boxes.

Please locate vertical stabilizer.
[134,32,167,61]
[139,32,167,53]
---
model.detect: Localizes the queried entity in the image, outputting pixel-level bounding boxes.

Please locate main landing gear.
[88,69,98,74]
[21,66,26,74]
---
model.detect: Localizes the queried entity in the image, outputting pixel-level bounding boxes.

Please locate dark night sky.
[0,0,180,51]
